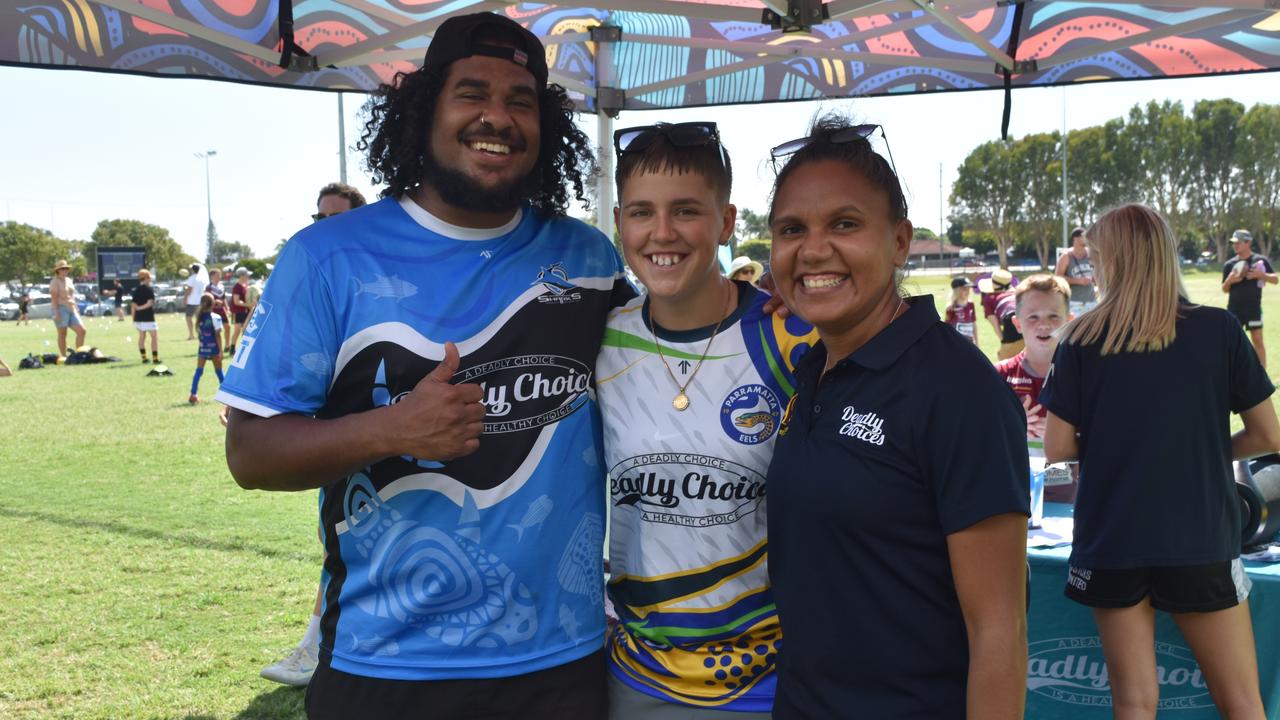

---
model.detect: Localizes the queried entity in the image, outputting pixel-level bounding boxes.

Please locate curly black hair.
[358,67,596,218]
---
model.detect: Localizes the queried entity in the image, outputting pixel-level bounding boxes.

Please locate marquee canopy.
[4,1,1279,115]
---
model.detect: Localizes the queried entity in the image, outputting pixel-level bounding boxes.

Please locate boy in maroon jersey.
[995,274,1075,501]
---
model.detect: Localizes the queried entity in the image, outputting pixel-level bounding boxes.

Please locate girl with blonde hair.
[1043,203,1280,720]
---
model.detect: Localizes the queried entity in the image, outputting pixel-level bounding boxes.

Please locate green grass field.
[0,267,1274,718]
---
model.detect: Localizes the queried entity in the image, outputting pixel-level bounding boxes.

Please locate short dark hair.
[1071,227,1086,239]
[317,182,367,210]
[358,64,594,217]
[768,113,907,224]
[615,135,732,205]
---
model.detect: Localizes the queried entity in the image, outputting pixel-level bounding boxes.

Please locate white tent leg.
[596,112,615,243]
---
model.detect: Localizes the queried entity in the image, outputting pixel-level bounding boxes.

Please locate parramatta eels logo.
[720,384,782,445]
[532,262,582,304]
[1028,637,1212,710]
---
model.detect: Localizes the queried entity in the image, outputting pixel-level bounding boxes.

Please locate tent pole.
[597,112,614,241]
[338,93,348,184]
[593,26,617,243]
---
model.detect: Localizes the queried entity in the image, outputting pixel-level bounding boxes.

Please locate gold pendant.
[673,392,690,411]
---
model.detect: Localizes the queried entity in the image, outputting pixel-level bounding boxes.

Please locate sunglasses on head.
[613,122,728,165]
[768,123,897,177]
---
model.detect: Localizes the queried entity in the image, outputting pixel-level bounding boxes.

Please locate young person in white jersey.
[596,122,816,718]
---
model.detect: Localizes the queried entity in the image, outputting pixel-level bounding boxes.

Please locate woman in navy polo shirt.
[764,114,1031,719]
[1042,204,1279,719]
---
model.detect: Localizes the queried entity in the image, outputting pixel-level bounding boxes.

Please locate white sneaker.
[260,644,318,686]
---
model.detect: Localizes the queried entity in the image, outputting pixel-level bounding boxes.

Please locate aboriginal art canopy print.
[3,1,1278,113]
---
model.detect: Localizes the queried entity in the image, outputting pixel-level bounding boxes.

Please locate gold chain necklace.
[647,282,732,412]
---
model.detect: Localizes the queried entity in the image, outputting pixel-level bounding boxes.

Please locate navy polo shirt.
[767,296,1029,720]
[1039,304,1274,569]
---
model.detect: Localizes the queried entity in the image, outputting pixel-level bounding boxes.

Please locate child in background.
[1043,204,1280,719]
[189,293,224,405]
[944,276,977,344]
[994,274,1075,503]
[18,292,29,325]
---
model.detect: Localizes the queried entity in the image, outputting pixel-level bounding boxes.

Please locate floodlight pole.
[1061,86,1069,249]
[196,149,217,235]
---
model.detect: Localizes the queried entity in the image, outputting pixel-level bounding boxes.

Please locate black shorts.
[305,648,607,720]
[1000,314,1022,343]
[233,311,248,325]
[1229,302,1263,329]
[1065,560,1251,613]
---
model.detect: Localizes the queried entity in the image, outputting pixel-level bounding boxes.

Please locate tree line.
[950,99,1280,269]
[0,218,262,285]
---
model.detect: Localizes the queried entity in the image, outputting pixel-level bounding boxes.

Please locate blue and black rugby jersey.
[218,196,633,680]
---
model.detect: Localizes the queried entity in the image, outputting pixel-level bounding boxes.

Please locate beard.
[421,140,541,214]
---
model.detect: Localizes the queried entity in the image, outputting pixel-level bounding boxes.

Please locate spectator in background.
[995,274,1075,503]
[979,268,1022,360]
[50,259,86,356]
[18,292,30,325]
[182,263,208,340]
[314,181,367,220]
[1043,205,1278,720]
[728,255,764,286]
[109,278,126,321]
[189,293,224,404]
[228,267,252,356]
[206,268,233,353]
[1222,229,1277,369]
[132,269,161,364]
[1055,227,1097,315]
[945,276,977,344]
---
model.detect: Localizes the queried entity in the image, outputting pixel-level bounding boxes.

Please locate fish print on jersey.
[355,274,418,300]
[507,495,554,541]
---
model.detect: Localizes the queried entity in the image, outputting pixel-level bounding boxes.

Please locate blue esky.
[0,64,1274,261]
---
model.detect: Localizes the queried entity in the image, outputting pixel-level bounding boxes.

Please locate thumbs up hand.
[386,342,485,460]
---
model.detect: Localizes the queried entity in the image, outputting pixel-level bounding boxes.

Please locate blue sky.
[0,64,1274,261]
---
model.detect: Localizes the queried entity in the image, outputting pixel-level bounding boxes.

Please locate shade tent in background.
[4,1,1279,235]
[3,2,1278,107]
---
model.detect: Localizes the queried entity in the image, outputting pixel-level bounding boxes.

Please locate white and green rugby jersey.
[596,281,816,712]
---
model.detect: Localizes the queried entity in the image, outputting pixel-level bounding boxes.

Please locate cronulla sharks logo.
[1028,637,1212,710]
[610,453,765,528]
[532,263,582,304]
[721,384,782,445]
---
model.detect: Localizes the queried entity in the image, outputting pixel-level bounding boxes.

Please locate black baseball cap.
[423,13,548,88]
[950,276,970,289]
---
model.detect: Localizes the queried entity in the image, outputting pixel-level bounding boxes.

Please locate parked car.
[82,298,117,317]
[156,289,185,313]
[0,298,18,320]
[26,295,53,320]
[950,257,986,269]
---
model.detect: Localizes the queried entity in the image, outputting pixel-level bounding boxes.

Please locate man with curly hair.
[218,12,630,720]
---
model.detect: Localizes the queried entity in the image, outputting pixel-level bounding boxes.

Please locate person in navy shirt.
[764,115,1030,720]
[221,12,630,720]
[1043,204,1280,720]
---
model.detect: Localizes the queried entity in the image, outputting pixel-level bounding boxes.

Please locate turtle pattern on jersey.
[596,282,815,711]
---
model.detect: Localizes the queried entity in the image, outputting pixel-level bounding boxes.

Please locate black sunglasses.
[311,213,334,222]
[613,122,729,168]
[768,123,897,178]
